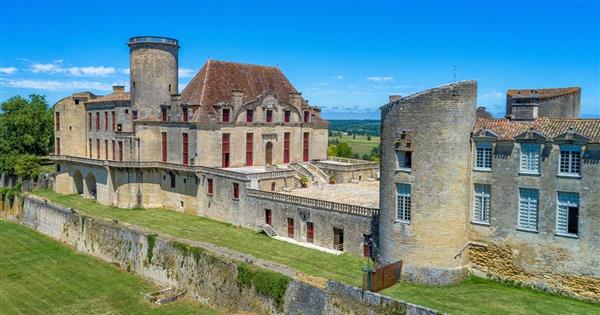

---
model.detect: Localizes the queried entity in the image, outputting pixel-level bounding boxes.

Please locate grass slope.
[383,276,599,315]
[31,190,600,314]
[0,220,218,315]
[328,134,380,156]
[32,190,368,286]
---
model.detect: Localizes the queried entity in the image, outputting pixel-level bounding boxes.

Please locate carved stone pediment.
[394,131,413,151]
[553,128,590,144]
[261,94,278,109]
[514,128,549,142]
[473,128,499,140]
[262,133,278,141]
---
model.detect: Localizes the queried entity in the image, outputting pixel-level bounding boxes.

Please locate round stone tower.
[128,36,179,119]
[378,81,477,284]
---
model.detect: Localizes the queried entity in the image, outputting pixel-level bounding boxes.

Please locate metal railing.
[50,155,294,182]
[129,36,179,46]
[246,188,378,217]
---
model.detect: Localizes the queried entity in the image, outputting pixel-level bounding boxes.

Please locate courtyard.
[284,181,379,208]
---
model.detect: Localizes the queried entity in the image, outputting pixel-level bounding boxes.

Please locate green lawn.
[32,189,368,286]
[0,220,218,315]
[383,276,599,315]
[329,134,380,156]
[30,190,600,314]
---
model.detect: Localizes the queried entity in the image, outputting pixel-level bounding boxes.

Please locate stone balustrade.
[246,188,378,217]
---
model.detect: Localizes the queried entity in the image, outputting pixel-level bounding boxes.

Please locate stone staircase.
[259,224,277,237]
[289,162,329,185]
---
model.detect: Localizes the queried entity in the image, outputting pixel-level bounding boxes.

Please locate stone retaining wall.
[1,195,441,315]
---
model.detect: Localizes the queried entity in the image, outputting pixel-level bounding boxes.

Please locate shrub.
[236,263,290,311]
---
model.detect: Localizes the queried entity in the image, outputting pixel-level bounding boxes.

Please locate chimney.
[231,90,244,108]
[113,85,125,93]
[289,92,302,108]
[389,95,402,103]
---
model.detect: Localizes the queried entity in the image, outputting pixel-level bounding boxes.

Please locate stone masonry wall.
[1,195,441,315]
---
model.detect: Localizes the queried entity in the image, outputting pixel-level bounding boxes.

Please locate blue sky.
[1,0,599,119]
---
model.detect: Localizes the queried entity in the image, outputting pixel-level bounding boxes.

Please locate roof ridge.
[208,59,279,69]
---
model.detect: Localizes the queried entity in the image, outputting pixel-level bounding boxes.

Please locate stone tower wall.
[378,81,477,284]
[129,37,179,119]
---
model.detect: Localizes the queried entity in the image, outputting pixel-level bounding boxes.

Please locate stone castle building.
[51,36,599,301]
[53,36,379,257]
[380,81,599,299]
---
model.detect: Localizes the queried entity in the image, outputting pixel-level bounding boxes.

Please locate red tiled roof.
[474,117,600,143]
[181,60,300,121]
[506,87,580,98]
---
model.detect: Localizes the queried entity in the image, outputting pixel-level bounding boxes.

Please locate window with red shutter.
[303,132,309,162]
[247,109,253,123]
[222,133,230,168]
[207,178,213,195]
[104,112,108,130]
[111,111,115,130]
[112,140,115,160]
[303,111,309,123]
[182,108,188,122]
[169,172,176,188]
[271,182,276,192]
[104,140,108,160]
[96,139,100,159]
[182,133,189,165]
[118,141,123,161]
[284,110,290,123]
[246,133,253,166]
[88,139,92,157]
[161,132,167,162]
[56,137,60,155]
[96,112,100,130]
[55,112,60,131]
[233,183,239,199]
[266,110,273,123]
[161,107,167,121]
[88,113,92,130]
[222,109,230,122]
[283,132,290,163]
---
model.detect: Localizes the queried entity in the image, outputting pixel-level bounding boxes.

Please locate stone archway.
[85,173,97,199]
[73,170,84,195]
[265,142,273,165]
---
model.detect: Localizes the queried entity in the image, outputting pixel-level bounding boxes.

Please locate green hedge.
[236,262,290,311]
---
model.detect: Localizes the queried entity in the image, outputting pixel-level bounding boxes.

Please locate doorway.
[333,227,344,251]
[265,142,273,165]
[307,222,314,243]
[287,217,294,238]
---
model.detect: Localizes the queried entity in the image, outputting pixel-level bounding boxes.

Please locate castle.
[52,36,599,300]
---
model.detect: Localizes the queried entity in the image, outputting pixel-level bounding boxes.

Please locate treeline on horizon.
[327,119,380,137]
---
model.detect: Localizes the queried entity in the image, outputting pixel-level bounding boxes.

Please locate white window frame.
[556,192,579,237]
[473,184,491,224]
[519,143,541,174]
[396,150,411,171]
[395,183,411,223]
[475,142,493,171]
[558,145,581,176]
[518,188,539,232]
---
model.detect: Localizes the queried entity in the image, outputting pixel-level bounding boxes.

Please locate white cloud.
[32,62,64,74]
[178,68,195,78]
[0,67,17,75]
[1,79,113,91]
[367,76,393,82]
[332,75,343,80]
[68,66,115,76]
[480,90,503,99]
[121,68,130,74]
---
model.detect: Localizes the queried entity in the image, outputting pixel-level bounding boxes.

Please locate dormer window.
[519,143,541,174]
[559,145,581,176]
[303,111,310,123]
[266,110,273,123]
[222,108,230,122]
[475,142,493,171]
[247,109,253,123]
[284,110,291,123]
[182,107,188,122]
[161,107,167,121]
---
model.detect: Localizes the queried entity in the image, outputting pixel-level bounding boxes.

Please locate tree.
[327,144,337,157]
[367,135,371,141]
[361,153,372,161]
[335,142,353,158]
[0,95,53,176]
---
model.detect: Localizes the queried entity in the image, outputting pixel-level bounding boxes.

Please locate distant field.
[0,220,218,315]
[328,134,380,156]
